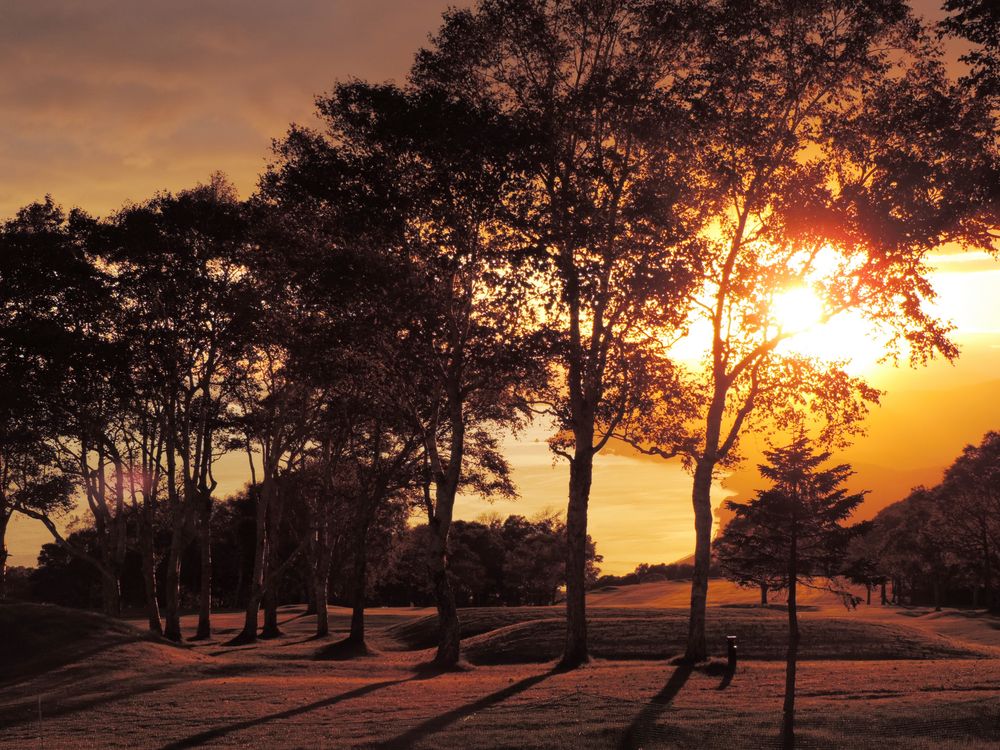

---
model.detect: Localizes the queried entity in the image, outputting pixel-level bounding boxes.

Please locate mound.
[460,610,984,665]
[587,578,867,609]
[0,602,197,684]
[385,606,653,650]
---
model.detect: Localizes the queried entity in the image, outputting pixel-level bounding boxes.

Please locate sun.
[771,286,824,334]
[772,286,887,373]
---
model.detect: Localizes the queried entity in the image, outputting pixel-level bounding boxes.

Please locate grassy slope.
[0,602,197,685]
[2,603,998,748]
[460,611,984,664]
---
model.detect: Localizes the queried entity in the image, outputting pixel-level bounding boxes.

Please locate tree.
[715,511,783,606]
[106,176,254,640]
[937,432,1000,612]
[625,0,999,662]
[0,198,133,616]
[263,80,544,665]
[942,0,1000,100]
[415,0,703,667]
[842,521,886,606]
[724,435,863,749]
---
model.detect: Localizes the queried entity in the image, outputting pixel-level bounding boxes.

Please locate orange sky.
[4,0,997,574]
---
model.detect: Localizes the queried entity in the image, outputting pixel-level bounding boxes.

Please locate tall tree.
[264,81,543,665]
[414,0,703,667]
[632,0,999,662]
[0,198,130,616]
[107,176,253,640]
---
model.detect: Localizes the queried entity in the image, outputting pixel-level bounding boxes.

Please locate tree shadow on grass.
[618,664,694,749]
[0,676,181,731]
[314,637,373,661]
[376,666,561,749]
[159,677,414,749]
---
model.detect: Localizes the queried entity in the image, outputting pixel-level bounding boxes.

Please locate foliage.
[717,434,864,598]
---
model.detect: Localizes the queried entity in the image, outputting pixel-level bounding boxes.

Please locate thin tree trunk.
[561,444,594,668]
[866,582,871,606]
[163,514,186,641]
[314,567,330,637]
[428,514,460,665]
[760,582,768,606]
[347,542,368,646]
[260,485,287,640]
[313,508,334,637]
[686,458,714,662]
[194,493,213,639]
[139,497,162,634]
[880,580,887,606]
[305,571,317,617]
[782,523,799,749]
[101,571,122,617]
[0,512,9,601]
[983,535,995,613]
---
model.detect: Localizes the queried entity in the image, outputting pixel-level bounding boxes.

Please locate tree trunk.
[313,514,334,638]
[163,515,186,642]
[101,571,122,617]
[686,458,714,662]
[561,445,594,668]
[0,512,9,601]
[347,544,368,646]
[194,494,213,640]
[983,536,995,613]
[782,584,800,748]
[760,582,768,606]
[782,522,799,749]
[880,580,887,606]
[314,567,330,637]
[305,576,317,617]
[234,482,270,644]
[139,500,162,634]
[428,514,460,665]
[866,582,872,606]
[261,585,281,639]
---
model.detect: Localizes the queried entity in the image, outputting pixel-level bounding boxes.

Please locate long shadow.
[717,668,735,690]
[160,677,412,749]
[376,667,560,749]
[0,676,181,731]
[618,664,694,749]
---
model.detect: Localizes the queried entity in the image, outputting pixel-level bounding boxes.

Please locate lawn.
[1,580,998,748]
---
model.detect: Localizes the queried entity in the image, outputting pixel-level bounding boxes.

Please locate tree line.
[843,431,1000,613]
[0,0,996,668]
[5,506,598,613]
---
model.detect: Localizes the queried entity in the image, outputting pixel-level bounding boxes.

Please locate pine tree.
[720,434,864,748]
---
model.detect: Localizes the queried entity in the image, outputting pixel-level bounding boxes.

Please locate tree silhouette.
[415,0,703,667]
[105,176,254,639]
[942,0,1000,100]
[725,435,864,749]
[629,0,997,662]
[0,198,131,616]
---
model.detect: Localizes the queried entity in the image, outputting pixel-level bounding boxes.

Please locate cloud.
[1,0,458,217]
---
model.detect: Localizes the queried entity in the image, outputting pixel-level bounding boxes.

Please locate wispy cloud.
[1,0,456,217]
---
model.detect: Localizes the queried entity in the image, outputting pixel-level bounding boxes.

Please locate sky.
[4,0,998,574]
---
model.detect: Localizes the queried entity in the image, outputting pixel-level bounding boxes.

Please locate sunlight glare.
[772,286,823,334]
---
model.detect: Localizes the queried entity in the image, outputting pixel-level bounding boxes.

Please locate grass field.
[1,580,999,748]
